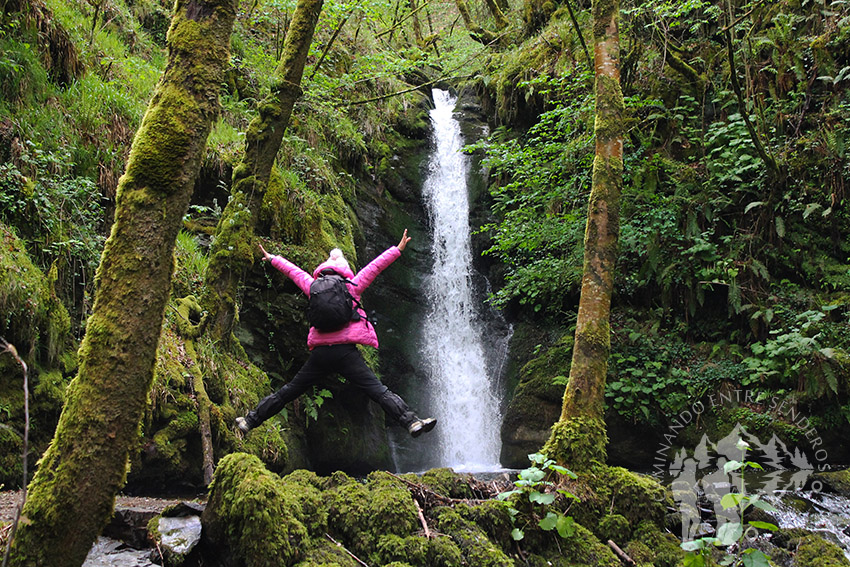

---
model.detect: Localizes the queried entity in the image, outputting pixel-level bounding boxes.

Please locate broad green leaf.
[556,489,580,501]
[749,499,778,513]
[803,202,821,219]
[724,460,744,474]
[521,467,546,483]
[556,515,575,538]
[744,201,764,214]
[748,520,779,531]
[681,540,706,552]
[721,492,744,509]
[511,528,524,541]
[549,464,571,476]
[775,215,785,238]
[742,550,771,567]
[716,522,743,546]
[529,491,556,505]
[539,512,558,531]
[496,490,520,501]
[682,553,706,567]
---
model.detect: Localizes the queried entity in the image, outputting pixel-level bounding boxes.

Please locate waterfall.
[419,89,506,471]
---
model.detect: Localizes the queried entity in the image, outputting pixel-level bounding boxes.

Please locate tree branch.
[725,27,779,176]
[310,10,351,80]
[565,0,592,69]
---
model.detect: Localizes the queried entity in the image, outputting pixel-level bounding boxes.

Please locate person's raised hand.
[258,243,272,262]
[397,229,412,252]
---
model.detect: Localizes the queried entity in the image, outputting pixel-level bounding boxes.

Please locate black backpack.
[307,272,365,332]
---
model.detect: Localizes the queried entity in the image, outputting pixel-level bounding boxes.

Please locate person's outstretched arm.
[259,243,313,295]
[352,229,411,290]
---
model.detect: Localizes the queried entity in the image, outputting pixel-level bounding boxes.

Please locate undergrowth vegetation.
[470,0,850,432]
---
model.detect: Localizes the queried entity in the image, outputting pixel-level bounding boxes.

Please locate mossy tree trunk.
[6,0,236,563]
[544,0,624,471]
[408,0,423,45]
[454,0,501,44]
[202,0,324,343]
[483,0,509,29]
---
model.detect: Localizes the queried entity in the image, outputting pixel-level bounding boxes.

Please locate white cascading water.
[421,89,503,471]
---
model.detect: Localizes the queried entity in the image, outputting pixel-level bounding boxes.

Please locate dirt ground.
[0,490,182,525]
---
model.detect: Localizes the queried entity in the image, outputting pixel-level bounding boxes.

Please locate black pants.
[248,344,415,427]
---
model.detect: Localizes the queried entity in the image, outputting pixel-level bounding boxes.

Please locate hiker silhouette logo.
[652,389,828,543]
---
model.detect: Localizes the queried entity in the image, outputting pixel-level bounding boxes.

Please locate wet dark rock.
[83,537,156,567]
[162,501,206,517]
[103,506,160,549]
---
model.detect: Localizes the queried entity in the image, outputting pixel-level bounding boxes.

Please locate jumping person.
[235,230,437,437]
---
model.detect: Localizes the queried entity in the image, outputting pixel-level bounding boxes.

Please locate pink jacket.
[269,246,402,349]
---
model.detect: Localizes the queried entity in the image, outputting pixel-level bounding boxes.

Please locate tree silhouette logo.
[651,389,827,542]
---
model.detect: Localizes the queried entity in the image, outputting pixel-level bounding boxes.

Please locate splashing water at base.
[420,89,504,471]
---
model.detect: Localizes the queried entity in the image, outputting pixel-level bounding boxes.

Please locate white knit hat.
[327,248,350,272]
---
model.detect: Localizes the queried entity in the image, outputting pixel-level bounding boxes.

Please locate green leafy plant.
[497,452,579,541]
[680,439,777,567]
[742,308,843,396]
[301,387,333,424]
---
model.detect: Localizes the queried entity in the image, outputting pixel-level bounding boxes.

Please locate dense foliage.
[470,0,850,428]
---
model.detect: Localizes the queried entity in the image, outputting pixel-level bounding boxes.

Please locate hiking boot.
[408,417,436,438]
[235,416,254,434]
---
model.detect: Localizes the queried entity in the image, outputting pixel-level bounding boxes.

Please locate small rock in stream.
[155,515,203,563]
[83,537,156,567]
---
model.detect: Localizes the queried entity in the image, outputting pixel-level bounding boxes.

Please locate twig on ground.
[607,539,637,566]
[413,499,431,538]
[325,533,370,567]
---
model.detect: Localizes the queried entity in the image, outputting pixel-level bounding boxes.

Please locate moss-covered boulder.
[587,466,670,528]
[202,453,317,566]
[812,469,850,498]
[772,528,850,567]
[432,506,514,567]
[795,535,850,567]
[500,333,571,468]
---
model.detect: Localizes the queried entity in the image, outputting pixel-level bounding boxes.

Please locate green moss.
[452,500,514,550]
[294,540,359,566]
[432,507,514,567]
[597,513,631,542]
[795,534,850,567]
[375,534,462,567]
[150,410,199,470]
[543,415,608,470]
[0,223,72,364]
[418,468,476,499]
[174,295,207,339]
[203,453,310,566]
[501,334,573,467]
[307,472,419,560]
[813,469,850,497]
[628,520,684,567]
[0,223,75,487]
[551,522,621,566]
[588,467,670,527]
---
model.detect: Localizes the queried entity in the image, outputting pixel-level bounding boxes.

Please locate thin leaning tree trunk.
[7,0,236,563]
[203,0,325,342]
[544,0,625,471]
